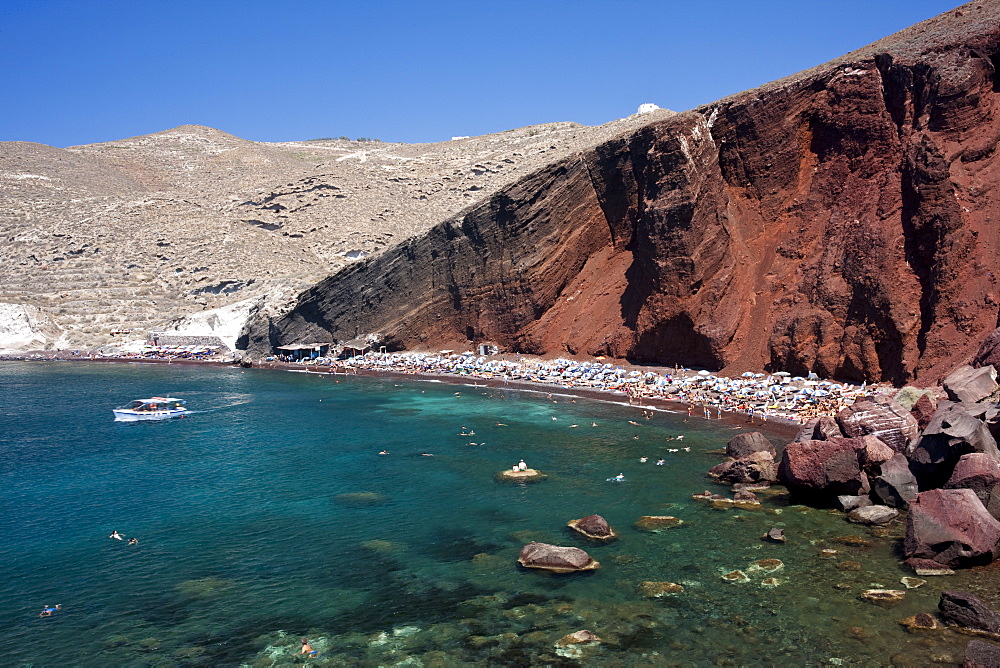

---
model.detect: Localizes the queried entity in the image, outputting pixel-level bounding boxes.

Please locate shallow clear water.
[0,361,982,666]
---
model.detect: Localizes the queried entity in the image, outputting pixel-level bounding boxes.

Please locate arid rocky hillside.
[248,1,1000,385]
[0,110,673,350]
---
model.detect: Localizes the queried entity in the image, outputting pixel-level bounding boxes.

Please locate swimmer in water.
[614,473,625,481]
[300,638,317,656]
[39,604,61,617]
[656,459,665,465]
[128,538,138,545]
[639,457,648,463]
[110,530,123,541]
[592,422,598,427]
[378,450,389,455]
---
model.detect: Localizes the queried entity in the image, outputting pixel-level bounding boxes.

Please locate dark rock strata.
[244,3,1000,385]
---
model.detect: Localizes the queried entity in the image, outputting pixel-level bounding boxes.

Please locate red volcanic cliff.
[244,2,1000,384]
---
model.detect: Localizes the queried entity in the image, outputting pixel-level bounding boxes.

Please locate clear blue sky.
[0,0,964,147]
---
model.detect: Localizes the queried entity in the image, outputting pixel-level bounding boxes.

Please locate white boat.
[113,397,187,421]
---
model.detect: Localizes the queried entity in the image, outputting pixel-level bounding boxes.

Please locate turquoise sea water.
[0,361,985,666]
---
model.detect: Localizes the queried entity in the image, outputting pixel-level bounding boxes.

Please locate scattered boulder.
[836,399,919,452]
[904,489,1000,568]
[907,403,1000,488]
[517,542,599,573]
[964,639,1000,668]
[939,590,1000,634]
[726,432,776,459]
[794,416,843,442]
[638,581,684,598]
[858,435,896,473]
[894,386,937,411]
[945,453,1000,519]
[944,365,998,404]
[733,489,761,509]
[722,569,750,583]
[911,393,937,430]
[567,514,617,541]
[848,506,899,525]
[762,527,785,543]
[860,589,906,607]
[836,495,873,512]
[871,454,919,509]
[778,438,870,500]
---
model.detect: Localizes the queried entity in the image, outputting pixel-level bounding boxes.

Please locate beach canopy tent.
[341,339,371,358]
[275,343,331,360]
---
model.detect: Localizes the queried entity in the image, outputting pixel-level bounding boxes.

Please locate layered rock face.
[248,3,1000,384]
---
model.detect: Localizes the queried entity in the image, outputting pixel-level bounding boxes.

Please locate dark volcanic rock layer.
[247,3,1000,384]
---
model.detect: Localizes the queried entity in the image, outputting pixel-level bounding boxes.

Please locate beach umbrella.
[773,371,791,377]
[697,370,711,376]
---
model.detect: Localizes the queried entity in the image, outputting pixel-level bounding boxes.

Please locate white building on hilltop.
[637,103,660,114]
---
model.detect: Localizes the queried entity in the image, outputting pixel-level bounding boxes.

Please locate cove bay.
[0,362,980,666]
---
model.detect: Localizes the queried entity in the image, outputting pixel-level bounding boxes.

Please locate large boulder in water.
[939,590,1000,634]
[726,432,776,459]
[943,365,998,404]
[945,453,1000,520]
[517,542,599,573]
[836,399,919,453]
[567,514,617,541]
[904,489,1000,568]
[870,454,919,509]
[778,438,869,500]
[907,402,1000,489]
[964,639,1000,668]
[708,450,778,485]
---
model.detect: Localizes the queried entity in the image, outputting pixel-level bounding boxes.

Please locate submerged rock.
[861,589,906,607]
[335,491,388,507]
[556,629,601,647]
[722,570,750,583]
[900,577,927,589]
[567,514,617,540]
[634,516,684,532]
[496,468,547,483]
[638,581,684,598]
[517,542,599,573]
[898,612,941,633]
[748,558,784,574]
[904,557,956,576]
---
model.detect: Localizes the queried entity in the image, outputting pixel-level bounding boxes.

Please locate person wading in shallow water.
[300,638,317,656]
